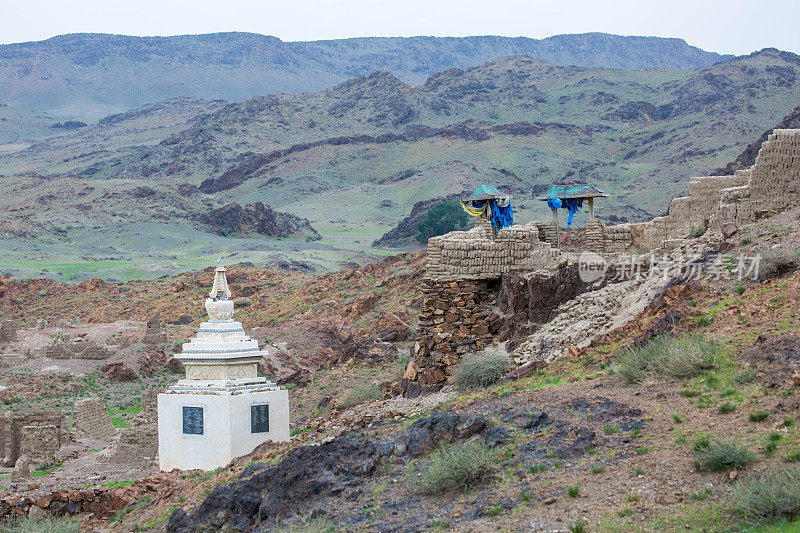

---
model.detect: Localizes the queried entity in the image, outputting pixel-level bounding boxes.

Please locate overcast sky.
[1,0,798,55]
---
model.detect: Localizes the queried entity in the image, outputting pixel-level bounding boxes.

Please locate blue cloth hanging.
[563,198,583,227]
[489,200,513,230]
[546,197,582,226]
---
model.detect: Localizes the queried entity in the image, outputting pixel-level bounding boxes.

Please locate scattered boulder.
[721,222,738,239]
[101,362,137,382]
[11,455,30,480]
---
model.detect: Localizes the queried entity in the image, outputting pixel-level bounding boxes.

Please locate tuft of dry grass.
[453,348,511,391]
[415,441,498,494]
[615,335,720,384]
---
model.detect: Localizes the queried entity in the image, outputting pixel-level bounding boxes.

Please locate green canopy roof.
[462,184,508,201]
[537,184,608,200]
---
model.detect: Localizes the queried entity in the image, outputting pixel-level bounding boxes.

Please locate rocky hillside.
[2,49,799,280]
[0,32,730,120]
[196,202,320,239]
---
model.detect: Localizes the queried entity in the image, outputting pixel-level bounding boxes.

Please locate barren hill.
[0,32,731,120]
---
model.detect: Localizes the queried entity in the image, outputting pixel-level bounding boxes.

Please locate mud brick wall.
[32,340,112,360]
[426,219,561,280]
[0,321,17,342]
[106,425,157,467]
[72,398,115,440]
[0,411,70,467]
[20,425,61,462]
[627,129,800,249]
[404,278,501,387]
[746,129,800,217]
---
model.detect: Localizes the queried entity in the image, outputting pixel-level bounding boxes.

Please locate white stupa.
[157,260,290,471]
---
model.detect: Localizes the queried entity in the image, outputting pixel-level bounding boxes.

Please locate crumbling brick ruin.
[586,129,800,252]
[105,425,158,467]
[0,411,70,467]
[72,398,115,440]
[31,332,113,360]
[143,313,168,345]
[426,218,561,279]
[0,320,17,342]
[405,128,800,389]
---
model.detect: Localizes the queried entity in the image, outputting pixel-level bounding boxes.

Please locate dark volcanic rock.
[196,202,320,239]
[168,411,488,532]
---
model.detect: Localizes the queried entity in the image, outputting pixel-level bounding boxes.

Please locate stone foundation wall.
[404,279,501,388]
[0,412,70,467]
[405,264,598,390]
[72,398,115,440]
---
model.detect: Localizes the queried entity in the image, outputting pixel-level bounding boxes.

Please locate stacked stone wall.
[404,279,500,389]
[0,411,70,467]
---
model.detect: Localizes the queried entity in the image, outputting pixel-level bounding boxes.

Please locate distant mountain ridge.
[0,32,733,120]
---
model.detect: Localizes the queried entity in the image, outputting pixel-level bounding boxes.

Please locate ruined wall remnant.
[20,425,61,463]
[405,279,500,388]
[143,313,168,345]
[406,263,599,389]
[426,218,561,280]
[72,398,115,440]
[0,411,70,467]
[105,425,158,467]
[31,333,113,359]
[584,129,800,251]
[0,321,17,342]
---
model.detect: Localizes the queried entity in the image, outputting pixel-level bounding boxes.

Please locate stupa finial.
[209,260,232,300]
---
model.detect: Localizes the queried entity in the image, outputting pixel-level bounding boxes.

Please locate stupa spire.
[209,259,231,300]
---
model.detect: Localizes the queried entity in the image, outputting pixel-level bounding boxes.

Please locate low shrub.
[759,247,800,280]
[615,335,721,384]
[415,441,497,494]
[272,517,337,533]
[0,516,80,533]
[233,297,252,308]
[694,438,754,471]
[749,411,770,422]
[568,519,588,533]
[733,466,800,524]
[687,226,706,238]
[566,485,580,497]
[453,348,511,391]
[339,383,381,409]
